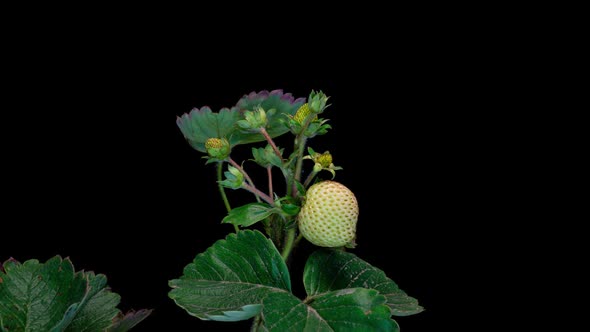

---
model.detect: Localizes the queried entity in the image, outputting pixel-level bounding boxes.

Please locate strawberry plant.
[170,89,423,331]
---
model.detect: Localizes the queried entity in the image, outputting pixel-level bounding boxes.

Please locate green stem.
[270,215,284,250]
[285,159,295,197]
[217,162,232,213]
[291,136,308,197]
[267,166,274,202]
[303,169,318,188]
[290,112,316,197]
[217,162,238,232]
[293,232,304,247]
[281,227,296,262]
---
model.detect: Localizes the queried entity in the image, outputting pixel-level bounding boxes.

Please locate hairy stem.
[242,183,274,205]
[293,232,304,247]
[303,169,318,188]
[281,227,296,262]
[290,113,316,197]
[217,162,232,213]
[284,159,295,197]
[260,127,283,160]
[267,166,274,203]
[271,215,284,251]
[217,162,238,232]
[291,136,308,197]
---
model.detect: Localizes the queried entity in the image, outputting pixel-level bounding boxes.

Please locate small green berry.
[204,138,230,159]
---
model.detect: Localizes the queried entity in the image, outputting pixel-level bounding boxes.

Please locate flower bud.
[293,103,317,124]
[316,151,333,168]
[205,138,230,159]
[238,108,268,131]
[219,165,244,189]
[308,90,329,114]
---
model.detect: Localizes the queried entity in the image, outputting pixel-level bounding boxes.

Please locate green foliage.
[222,203,274,227]
[304,249,424,316]
[0,256,150,332]
[169,231,405,331]
[172,89,423,331]
[258,289,398,332]
[168,230,290,321]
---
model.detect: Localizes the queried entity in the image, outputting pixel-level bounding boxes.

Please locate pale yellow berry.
[298,181,359,248]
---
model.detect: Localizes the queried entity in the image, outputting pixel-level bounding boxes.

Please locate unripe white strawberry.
[298,180,359,248]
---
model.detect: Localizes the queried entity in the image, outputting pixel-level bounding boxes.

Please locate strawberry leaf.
[168,230,291,321]
[304,249,424,316]
[0,256,150,332]
[221,203,274,228]
[257,289,398,331]
[169,231,400,330]
[176,90,305,153]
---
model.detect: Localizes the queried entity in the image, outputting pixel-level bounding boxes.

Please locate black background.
[0,16,487,331]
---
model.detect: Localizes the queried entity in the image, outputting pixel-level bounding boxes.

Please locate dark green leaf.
[169,230,291,322]
[0,257,86,332]
[222,203,273,227]
[168,233,404,329]
[63,273,120,332]
[0,256,149,332]
[304,249,424,316]
[259,288,398,331]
